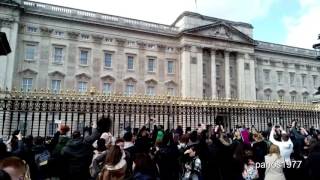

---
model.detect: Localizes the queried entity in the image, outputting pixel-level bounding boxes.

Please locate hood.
[63,138,91,157]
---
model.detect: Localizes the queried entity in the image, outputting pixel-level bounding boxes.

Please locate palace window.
[313,75,318,88]
[148,58,156,72]
[277,71,283,84]
[80,50,89,65]
[53,47,63,63]
[167,87,175,96]
[22,78,33,92]
[103,83,112,94]
[81,34,90,40]
[27,26,37,33]
[104,53,112,68]
[167,60,175,74]
[125,84,134,96]
[265,94,271,101]
[127,56,134,70]
[290,72,295,86]
[291,95,296,103]
[54,31,64,37]
[216,65,221,79]
[301,74,307,87]
[78,81,87,93]
[303,94,309,103]
[263,69,270,83]
[51,80,61,92]
[25,44,36,61]
[146,86,155,96]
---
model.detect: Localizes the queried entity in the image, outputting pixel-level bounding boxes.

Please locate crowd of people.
[1,116,320,180]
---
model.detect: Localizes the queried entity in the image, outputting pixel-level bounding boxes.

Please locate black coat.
[61,138,93,180]
[306,152,320,180]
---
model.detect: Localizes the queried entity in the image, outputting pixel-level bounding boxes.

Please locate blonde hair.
[268,144,280,157]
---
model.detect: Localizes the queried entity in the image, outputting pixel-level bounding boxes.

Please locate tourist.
[269,126,293,162]
[181,145,202,180]
[264,144,286,180]
[0,156,31,180]
[99,145,127,180]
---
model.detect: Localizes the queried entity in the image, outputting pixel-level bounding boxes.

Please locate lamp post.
[313,34,320,60]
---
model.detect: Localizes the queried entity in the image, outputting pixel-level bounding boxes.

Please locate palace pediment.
[182,22,255,45]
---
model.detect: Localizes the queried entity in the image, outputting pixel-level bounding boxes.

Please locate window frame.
[103,82,112,95]
[146,86,155,96]
[79,49,89,65]
[127,56,134,71]
[22,78,33,92]
[104,52,112,68]
[125,84,135,96]
[51,79,61,93]
[78,81,88,93]
[167,60,175,74]
[147,58,156,73]
[25,44,37,61]
[53,46,64,64]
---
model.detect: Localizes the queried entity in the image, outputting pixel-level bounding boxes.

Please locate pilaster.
[211,49,217,99]
[224,51,230,99]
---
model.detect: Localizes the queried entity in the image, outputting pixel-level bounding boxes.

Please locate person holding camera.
[269,125,293,162]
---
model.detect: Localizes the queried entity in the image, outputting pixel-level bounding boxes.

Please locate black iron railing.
[0,88,319,138]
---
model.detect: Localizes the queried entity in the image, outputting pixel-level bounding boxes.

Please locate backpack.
[35,150,50,167]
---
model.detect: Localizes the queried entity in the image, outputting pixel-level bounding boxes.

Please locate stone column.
[237,52,245,99]
[248,54,256,100]
[211,49,217,99]
[181,44,191,97]
[0,18,18,90]
[224,51,230,99]
[196,46,203,98]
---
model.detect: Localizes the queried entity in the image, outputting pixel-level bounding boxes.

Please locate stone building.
[0,0,318,102]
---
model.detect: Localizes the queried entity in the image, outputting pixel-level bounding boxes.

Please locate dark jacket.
[61,138,93,180]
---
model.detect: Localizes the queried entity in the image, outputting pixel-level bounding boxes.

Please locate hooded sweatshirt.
[269,129,293,162]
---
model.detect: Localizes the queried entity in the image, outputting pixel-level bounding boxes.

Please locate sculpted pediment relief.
[182,22,254,45]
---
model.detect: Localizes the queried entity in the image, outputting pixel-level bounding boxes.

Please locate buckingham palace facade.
[0,0,318,103]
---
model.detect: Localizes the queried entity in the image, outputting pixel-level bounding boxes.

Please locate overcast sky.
[33,0,320,49]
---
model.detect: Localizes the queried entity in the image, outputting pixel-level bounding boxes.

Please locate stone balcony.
[23,0,179,34]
